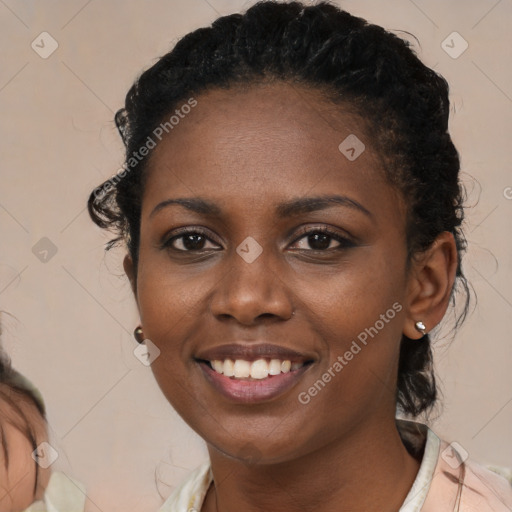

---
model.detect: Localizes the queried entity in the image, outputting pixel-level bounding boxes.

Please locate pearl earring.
[414,321,427,336]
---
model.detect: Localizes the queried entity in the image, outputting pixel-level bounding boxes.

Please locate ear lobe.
[403,231,458,340]
[123,254,137,295]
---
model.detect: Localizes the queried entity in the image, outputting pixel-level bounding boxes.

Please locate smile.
[208,358,306,379]
[194,343,316,403]
[196,361,314,405]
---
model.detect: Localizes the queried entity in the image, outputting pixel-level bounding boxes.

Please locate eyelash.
[162,226,355,253]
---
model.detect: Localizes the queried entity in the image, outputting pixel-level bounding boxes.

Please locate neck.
[203,417,422,512]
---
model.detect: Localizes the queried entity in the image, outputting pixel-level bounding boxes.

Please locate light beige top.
[22,471,86,512]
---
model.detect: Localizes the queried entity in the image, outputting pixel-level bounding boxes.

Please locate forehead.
[142,81,403,221]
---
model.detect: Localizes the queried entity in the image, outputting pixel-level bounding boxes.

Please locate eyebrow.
[150,194,373,219]
[276,195,373,219]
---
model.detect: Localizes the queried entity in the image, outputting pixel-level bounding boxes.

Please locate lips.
[195,343,314,363]
[194,343,316,403]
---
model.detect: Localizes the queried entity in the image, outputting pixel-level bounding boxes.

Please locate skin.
[0,385,50,512]
[124,81,458,511]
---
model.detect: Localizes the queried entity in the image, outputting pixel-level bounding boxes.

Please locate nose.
[210,246,294,326]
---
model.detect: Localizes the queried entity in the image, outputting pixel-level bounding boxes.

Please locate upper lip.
[195,343,316,363]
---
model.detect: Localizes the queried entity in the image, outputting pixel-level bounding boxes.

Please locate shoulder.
[424,436,512,512]
[158,462,212,512]
[462,457,512,511]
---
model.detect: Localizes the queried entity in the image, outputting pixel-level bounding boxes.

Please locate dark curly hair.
[87,0,470,417]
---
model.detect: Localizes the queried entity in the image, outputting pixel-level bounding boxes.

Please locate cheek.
[298,249,406,404]
[300,244,406,337]
[135,256,217,404]
[137,257,213,344]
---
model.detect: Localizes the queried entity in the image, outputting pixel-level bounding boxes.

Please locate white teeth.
[281,360,291,373]
[211,360,224,374]
[233,360,251,378]
[250,359,269,379]
[268,359,282,375]
[208,358,306,379]
[223,359,234,377]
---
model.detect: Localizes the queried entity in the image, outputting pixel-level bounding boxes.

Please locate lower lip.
[197,361,312,404]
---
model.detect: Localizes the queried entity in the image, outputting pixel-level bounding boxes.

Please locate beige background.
[1,0,511,510]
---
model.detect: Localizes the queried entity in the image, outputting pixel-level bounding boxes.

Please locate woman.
[0,336,85,511]
[88,1,512,510]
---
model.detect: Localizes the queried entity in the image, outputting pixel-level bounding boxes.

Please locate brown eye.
[290,227,356,252]
[163,228,221,252]
[296,232,337,251]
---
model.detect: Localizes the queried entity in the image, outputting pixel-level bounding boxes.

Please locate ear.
[403,231,458,340]
[123,254,137,296]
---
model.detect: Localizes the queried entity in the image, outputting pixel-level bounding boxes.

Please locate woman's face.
[129,82,413,463]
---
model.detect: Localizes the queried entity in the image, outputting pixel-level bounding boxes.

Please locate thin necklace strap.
[453,461,466,512]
